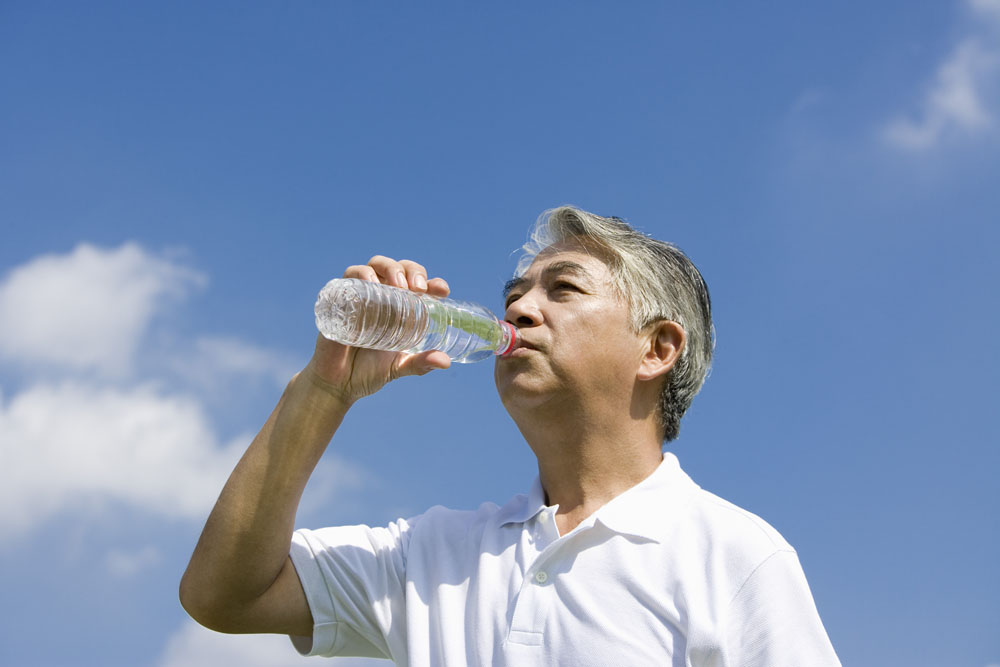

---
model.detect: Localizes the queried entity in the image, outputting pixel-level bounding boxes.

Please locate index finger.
[366,255,410,289]
[398,260,451,298]
[345,256,449,297]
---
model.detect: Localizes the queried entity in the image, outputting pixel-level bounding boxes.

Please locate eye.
[504,294,521,309]
[553,281,579,292]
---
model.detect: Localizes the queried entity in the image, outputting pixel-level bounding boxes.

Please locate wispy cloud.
[158,621,388,667]
[0,243,205,377]
[884,0,1000,150]
[969,0,1000,20]
[172,335,302,392]
[106,545,163,578]
[884,40,997,148]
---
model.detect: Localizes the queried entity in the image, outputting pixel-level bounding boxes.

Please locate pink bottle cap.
[498,321,518,357]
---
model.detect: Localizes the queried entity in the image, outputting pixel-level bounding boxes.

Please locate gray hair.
[514,206,715,442]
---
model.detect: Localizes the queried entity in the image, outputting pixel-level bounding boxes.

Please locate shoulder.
[669,487,796,596]
[687,488,793,554]
[651,453,791,561]
[409,500,505,542]
[400,500,518,578]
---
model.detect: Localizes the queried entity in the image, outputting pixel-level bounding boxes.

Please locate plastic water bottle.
[315,278,518,363]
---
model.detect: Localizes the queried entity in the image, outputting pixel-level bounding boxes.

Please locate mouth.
[504,338,539,358]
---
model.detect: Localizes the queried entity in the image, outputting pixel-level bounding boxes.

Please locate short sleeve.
[288,516,417,660]
[724,549,841,667]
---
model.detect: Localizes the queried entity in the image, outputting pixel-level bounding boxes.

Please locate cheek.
[576,306,632,345]
[578,320,644,376]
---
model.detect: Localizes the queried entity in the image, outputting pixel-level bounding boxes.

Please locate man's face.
[494,238,647,415]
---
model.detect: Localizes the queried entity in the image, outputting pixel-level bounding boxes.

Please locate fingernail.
[396,272,407,287]
[415,275,427,290]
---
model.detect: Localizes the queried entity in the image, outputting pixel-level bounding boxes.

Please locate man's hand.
[304,256,453,403]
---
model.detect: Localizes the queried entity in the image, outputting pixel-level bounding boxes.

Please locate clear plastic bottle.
[315,278,518,363]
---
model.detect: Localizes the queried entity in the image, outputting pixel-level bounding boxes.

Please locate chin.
[496,378,558,413]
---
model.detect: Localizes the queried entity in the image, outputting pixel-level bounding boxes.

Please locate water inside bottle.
[316,278,514,363]
[420,299,506,363]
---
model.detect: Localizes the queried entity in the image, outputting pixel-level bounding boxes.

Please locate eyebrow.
[502,260,592,300]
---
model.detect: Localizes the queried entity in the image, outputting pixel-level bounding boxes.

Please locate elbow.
[179,571,261,634]
[178,572,209,627]
[178,572,230,633]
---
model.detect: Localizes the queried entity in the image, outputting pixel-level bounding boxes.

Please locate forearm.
[180,367,351,620]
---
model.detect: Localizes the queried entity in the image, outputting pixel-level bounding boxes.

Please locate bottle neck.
[496,321,518,357]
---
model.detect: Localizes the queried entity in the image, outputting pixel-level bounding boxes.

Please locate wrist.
[295,363,357,411]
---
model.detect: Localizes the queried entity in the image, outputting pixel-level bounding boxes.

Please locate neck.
[513,399,664,535]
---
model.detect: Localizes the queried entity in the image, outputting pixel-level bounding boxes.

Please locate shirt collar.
[497,452,698,543]
[592,452,696,543]
[497,475,549,526]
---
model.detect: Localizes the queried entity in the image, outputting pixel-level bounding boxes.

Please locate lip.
[502,338,539,358]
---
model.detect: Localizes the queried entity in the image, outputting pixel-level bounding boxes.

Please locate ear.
[637,320,686,382]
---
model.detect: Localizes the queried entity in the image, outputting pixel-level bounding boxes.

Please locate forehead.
[522,238,613,279]
[504,238,616,298]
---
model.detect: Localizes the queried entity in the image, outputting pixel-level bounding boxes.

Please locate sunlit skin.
[494,239,686,535]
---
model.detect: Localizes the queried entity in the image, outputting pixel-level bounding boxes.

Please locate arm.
[178,257,451,636]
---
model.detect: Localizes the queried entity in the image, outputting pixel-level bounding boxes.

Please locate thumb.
[397,350,452,377]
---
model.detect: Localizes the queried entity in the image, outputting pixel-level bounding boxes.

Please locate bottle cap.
[497,321,518,357]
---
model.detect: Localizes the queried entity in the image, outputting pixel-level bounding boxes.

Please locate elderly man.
[180,206,840,665]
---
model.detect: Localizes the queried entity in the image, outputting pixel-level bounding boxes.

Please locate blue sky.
[1,2,998,665]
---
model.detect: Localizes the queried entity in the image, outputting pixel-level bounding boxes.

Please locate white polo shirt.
[289,453,840,666]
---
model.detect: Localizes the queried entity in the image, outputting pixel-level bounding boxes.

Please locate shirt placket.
[506,509,580,648]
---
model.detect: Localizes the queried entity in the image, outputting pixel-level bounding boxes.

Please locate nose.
[505,291,541,328]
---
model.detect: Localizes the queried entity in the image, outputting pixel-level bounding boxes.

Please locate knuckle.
[368,255,399,270]
[347,267,377,281]
[399,259,426,273]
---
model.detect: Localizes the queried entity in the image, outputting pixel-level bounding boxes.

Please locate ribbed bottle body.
[315,278,516,363]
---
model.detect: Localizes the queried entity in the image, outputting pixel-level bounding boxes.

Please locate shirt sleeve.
[724,549,841,667]
[287,516,418,660]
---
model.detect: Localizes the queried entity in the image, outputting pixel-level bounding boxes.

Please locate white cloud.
[158,620,389,667]
[0,381,247,538]
[884,39,997,149]
[883,0,1000,150]
[0,243,371,544]
[969,0,1000,20]
[106,545,163,577]
[174,335,301,391]
[0,380,369,541]
[0,243,205,377]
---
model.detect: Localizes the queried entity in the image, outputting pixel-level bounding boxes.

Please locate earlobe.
[637,321,686,382]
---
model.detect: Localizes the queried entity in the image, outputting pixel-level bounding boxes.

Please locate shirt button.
[538,512,549,524]
[534,571,548,584]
